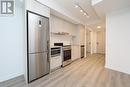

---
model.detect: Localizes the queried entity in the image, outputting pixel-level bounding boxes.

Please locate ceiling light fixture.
[74,5,79,8]
[84,13,87,15]
[97,26,101,29]
[80,10,83,12]
[74,3,89,18]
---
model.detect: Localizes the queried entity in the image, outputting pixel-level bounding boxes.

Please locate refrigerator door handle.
[47,40,50,62]
[47,40,49,52]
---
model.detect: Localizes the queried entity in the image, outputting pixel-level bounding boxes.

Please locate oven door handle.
[51,54,60,57]
[63,49,71,51]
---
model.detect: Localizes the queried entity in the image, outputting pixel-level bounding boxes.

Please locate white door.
[86,30,91,53]
[96,31,105,54]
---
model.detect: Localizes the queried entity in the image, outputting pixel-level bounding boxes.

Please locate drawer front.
[50,56,62,70]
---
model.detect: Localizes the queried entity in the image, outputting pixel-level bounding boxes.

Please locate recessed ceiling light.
[97,26,101,28]
[74,5,79,8]
[84,13,87,15]
[80,10,83,12]
[74,3,90,18]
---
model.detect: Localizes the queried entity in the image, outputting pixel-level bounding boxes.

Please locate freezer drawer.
[28,53,49,82]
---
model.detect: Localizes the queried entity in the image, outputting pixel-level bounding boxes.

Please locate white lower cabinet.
[71,45,80,61]
[50,56,62,71]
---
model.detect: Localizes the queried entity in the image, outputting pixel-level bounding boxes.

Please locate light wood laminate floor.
[1,54,130,87]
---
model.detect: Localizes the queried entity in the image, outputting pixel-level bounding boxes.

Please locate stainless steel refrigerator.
[27,11,50,83]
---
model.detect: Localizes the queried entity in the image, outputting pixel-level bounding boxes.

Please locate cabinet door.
[50,56,62,70]
[71,45,80,61]
[28,12,49,53]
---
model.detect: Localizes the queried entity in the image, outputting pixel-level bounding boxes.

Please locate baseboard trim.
[0,75,25,87]
[105,66,130,75]
[72,58,81,62]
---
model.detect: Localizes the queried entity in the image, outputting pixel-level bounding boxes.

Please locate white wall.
[50,15,77,46]
[106,7,130,74]
[0,0,50,82]
[79,26,86,45]
[26,0,50,17]
[0,0,24,82]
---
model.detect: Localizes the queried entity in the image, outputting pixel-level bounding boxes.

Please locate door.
[27,11,50,82]
[63,50,71,61]
[86,30,91,53]
[29,53,49,82]
[96,31,105,54]
[28,12,49,53]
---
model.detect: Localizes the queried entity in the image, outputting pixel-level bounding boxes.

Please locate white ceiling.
[53,0,100,24]
[49,0,130,30]
[50,9,80,24]
[93,0,130,19]
[88,21,106,31]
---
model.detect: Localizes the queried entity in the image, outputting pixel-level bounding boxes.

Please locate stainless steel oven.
[51,47,61,57]
[63,45,72,66]
[54,43,72,67]
[81,45,85,58]
[50,47,62,71]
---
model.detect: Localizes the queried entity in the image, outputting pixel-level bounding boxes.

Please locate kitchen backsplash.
[50,35,73,46]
